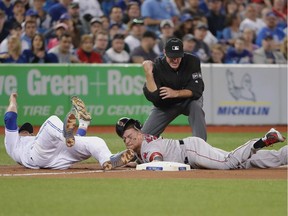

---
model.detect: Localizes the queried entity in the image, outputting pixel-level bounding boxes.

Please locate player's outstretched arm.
[6,93,18,113]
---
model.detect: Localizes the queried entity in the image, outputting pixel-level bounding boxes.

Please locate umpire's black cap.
[116,117,142,138]
[165,38,184,58]
[19,122,33,134]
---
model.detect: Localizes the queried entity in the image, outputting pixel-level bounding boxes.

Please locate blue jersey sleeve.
[4,111,18,131]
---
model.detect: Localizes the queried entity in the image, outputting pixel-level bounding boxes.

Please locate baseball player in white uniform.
[115,117,287,169]
[4,93,134,170]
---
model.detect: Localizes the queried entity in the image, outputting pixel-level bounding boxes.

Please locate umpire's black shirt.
[143,53,204,107]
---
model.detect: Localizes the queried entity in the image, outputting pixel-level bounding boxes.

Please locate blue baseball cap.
[59,13,71,21]
[25,9,38,17]
[180,13,193,23]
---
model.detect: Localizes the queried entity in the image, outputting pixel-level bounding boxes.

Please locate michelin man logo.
[172,46,179,50]
[226,69,256,102]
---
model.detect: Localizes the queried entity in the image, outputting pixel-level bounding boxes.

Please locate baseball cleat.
[63,112,77,147]
[70,96,92,122]
[263,128,286,147]
[108,149,135,169]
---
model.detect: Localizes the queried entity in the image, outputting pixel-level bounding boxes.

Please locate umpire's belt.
[178,140,189,164]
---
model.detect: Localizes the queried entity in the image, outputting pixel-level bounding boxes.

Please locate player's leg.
[31,115,67,168]
[70,96,92,136]
[186,97,207,141]
[240,146,288,169]
[184,128,285,169]
[141,106,181,137]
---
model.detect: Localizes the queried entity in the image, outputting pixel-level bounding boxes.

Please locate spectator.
[0,22,29,53]
[182,0,206,18]
[256,11,286,48]
[174,13,194,40]
[93,30,110,63]
[130,30,158,63]
[122,2,141,24]
[48,32,80,63]
[21,20,37,50]
[109,6,127,34]
[24,9,39,23]
[78,0,103,20]
[192,22,211,63]
[225,37,253,64]
[100,15,110,32]
[239,4,266,34]
[115,0,142,12]
[105,33,130,63]
[279,36,287,60]
[67,2,85,48]
[272,0,287,30]
[206,0,226,39]
[42,0,58,13]
[207,43,225,63]
[222,13,242,46]
[157,19,175,55]
[22,0,30,11]
[0,0,13,20]
[224,0,239,16]
[141,0,179,35]
[32,0,53,35]
[0,35,25,63]
[0,9,10,43]
[108,23,121,41]
[22,33,58,63]
[56,13,79,49]
[124,18,145,53]
[76,34,102,63]
[48,0,70,24]
[7,0,25,27]
[89,17,103,37]
[234,0,246,14]
[253,34,286,64]
[182,33,197,54]
[242,28,259,53]
[192,15,218,47]
[174,0,189,12]
[47,22,68,50]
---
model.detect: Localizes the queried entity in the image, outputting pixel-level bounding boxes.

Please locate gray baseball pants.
[141,96,207,141]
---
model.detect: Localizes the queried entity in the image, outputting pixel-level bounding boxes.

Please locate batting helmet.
[18,122,33,134]
[115,117,142,138]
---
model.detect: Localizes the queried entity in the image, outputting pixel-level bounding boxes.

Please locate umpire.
[142,37,207,141]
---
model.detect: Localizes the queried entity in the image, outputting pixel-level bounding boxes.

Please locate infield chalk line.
[0,169,132,177]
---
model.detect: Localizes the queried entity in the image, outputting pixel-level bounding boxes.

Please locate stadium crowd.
[0,0,286,64]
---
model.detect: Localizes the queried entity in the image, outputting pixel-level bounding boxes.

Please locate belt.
[178,140,189,164]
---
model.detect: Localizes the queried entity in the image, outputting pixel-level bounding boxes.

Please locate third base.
[136,161,191,171]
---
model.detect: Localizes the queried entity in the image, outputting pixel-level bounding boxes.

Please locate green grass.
[0,132,287,216]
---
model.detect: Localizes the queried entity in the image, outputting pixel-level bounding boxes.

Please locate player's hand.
[142,60,154,76]
[124,161,137,168]
[159,87,178,99]
[9,92,18,102]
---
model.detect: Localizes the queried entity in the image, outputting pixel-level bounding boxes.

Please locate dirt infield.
[0,164,287,179]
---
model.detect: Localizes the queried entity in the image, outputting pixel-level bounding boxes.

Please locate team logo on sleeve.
[192,72,202,79]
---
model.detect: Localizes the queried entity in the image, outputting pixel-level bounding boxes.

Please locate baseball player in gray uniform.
[4,93,134,170]
[115,117,287,169]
